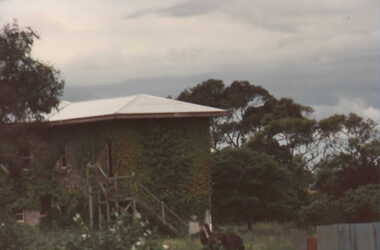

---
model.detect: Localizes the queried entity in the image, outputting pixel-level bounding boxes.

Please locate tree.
[178,80,315,226]
[245,98,316,166]
[299,114,380,226]
[315,113,380,196]
[220,81,273,147]
[212,147,301,229]
[0,21,64,217]
[178,79,273,149]
[178,79,227,150]
[177,79,226,109]
[299,184,380,226]
[0,21,64,156]
[0,21,64,124]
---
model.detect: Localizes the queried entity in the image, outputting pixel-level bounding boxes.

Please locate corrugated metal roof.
[47,94,226,125]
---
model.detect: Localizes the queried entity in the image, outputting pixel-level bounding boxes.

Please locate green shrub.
[299,184,380,226]
[0,211,166,250]
[55,212,160,250]
[0,220,37,250]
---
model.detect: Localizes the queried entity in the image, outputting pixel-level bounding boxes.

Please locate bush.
[0,211,165,250]
[340,184,380,223]
[58,212,160,250]
[0,219,37,250]
[299,184,380,226]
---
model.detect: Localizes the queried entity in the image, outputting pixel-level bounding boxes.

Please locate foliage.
[178,79,274,149]
[140,126,194,211]
[0,168,17,217]
[0,21,64,219]
[139,124,211,217]
[0,21,64,123]
[297,114,380,226]
[56,212,158,250]
[0,210,166,250]
[177,79,226,109]
[298,193,342,226]
[339,184,380,223]
[212,147,305,227]
[299,184,380,226]
[0,220,304,250]
[246,102,317,170]
[178,79,316,225]
[0,219,38,250]
[157,223,303,250]
[45,118,211,221]
[314,114,379,199]
[315,113,379,164]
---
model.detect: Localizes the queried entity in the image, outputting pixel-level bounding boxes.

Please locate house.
[30,94,225,233]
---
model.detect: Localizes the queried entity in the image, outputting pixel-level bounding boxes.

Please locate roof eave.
[47,111,228,126]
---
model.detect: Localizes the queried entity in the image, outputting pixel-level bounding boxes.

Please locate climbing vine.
[44,118,211,220]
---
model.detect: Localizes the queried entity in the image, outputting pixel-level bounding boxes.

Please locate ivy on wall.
[45,117,211,219]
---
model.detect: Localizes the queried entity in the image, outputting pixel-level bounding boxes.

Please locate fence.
[317,222,380,250]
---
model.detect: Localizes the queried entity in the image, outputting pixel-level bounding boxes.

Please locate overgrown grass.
[0,222,306,250]
[158,223,307,250]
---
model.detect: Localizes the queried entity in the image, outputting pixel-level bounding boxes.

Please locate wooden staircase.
[89,163,188,236]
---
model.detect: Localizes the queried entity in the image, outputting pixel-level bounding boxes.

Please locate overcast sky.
[1,0,379,121]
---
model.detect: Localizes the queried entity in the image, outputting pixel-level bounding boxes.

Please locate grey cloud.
[63,44,380,111]
[313,99,380,123]
[63,74,208,101]
[242,49,380,108]
[157,0,222,17]
[61,19,379,110]
[220,0,380,33]
[19,0,375,117]
[126,0,379,34]
[126,0,223,19]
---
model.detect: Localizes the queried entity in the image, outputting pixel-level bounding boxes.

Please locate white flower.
[73,213,81,222]
[81,233,89,239]
[162,244,169,249]
[136,241,142,246]
[134,211,142,219]
[138,237,146,245]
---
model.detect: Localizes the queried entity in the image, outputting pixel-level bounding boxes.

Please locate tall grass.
[158,223,307,250]
[1,222,306,250]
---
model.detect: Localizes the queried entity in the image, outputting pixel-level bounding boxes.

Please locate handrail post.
[106,200,111,224]
[98,192,103,229]
[161,201,166,224]
[87,163,94,229]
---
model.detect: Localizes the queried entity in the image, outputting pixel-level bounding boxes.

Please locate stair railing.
[90,162,188,235]
[134,182,188,234]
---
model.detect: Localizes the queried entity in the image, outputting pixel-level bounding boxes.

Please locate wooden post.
[132,200,137,218]
[132,199,136,213]
[98,193,103,229]
[106,201,111,224]
[87,164,94,229]
[88,183,94,229]
[161,201,166,224]
[115,173,119,213]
